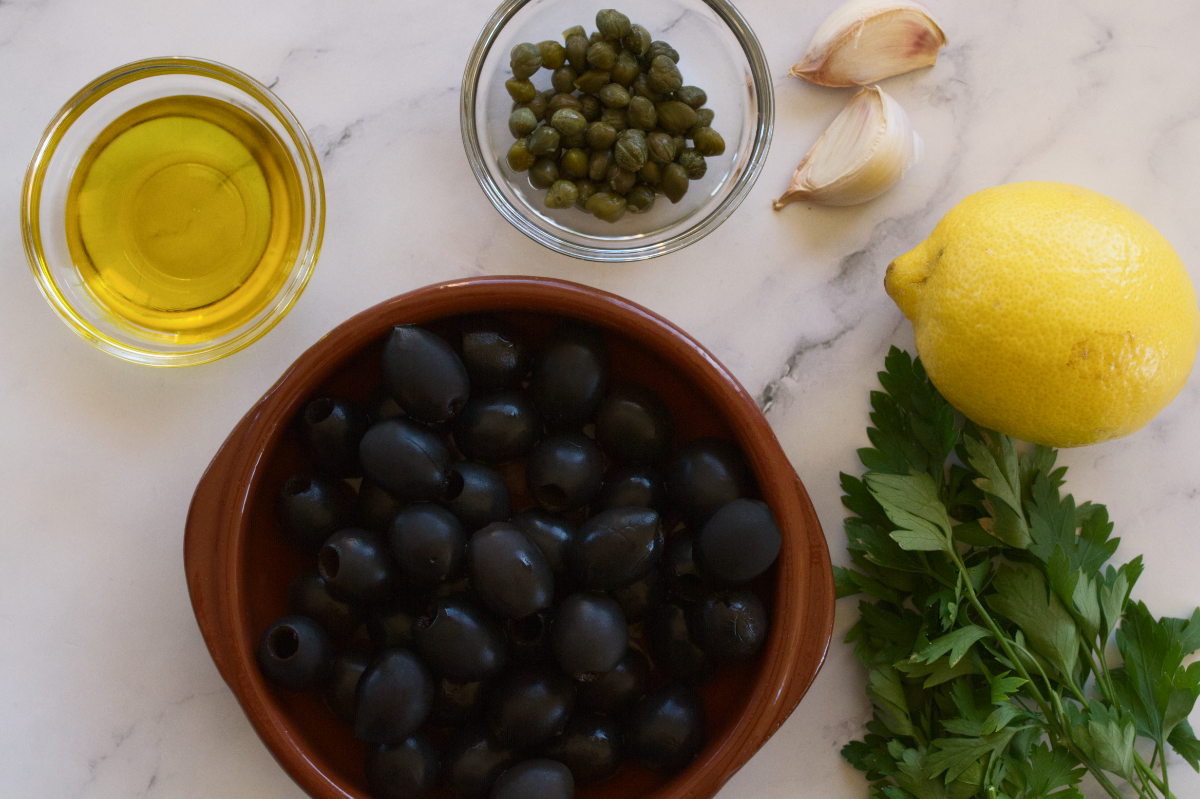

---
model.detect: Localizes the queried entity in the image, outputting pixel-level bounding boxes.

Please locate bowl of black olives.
[185,276,833,799]
[461,2,773,261]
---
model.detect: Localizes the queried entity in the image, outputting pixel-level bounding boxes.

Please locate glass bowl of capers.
[461,1,773,262]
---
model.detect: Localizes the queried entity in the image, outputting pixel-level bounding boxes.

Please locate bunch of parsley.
[837,348,1200,799]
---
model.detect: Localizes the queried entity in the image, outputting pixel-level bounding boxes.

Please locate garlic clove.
[790,0,947,88]
[773,85,919,209]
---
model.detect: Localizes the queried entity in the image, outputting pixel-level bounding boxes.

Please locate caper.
[551,108,587,136]
[627,96,656,130]
[606,163,637,194]
[676,147,707,180]
[508,107,539,138]
[662,162,689,203]
[674,86,707,109]
[574,69,611,94]
[647,55,683,94]
[528,125,561,156]
[505,78,537,103]
[694,107,715,129]
[623,24,651,56]
[586,190,628,223]
[544,179,579,209]
[538,41,567,70]
[645,40,680,64]
[563,25,586,41]
[599,107,628,131]
[610,51,640,86]
[656,100,697,134]
[575,179,598,208]
[560,147,590,178]
[565,33,589,71]
[547,92,583,115]
[530,158,560,189]
[515,93,548,121]
[561,129,587,150]
[672,135,686,155]
[647,131,677,164]
[552,66,578,94]
[638,161,662,185]
[507,138,536,172]
[586,41,617,71]
[586,121,618,150]
[691,126,725,157]
[589,31,603,44]
[614,129,648,172]
[596,9,632,41]
[510,42,543,79]
[630,73,663,103]
[626,184,656,213]
[588,149,614,182]
[579,94,602,121]
[599,83,631,108]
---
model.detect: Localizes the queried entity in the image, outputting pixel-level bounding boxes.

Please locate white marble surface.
[2,0,1199,796]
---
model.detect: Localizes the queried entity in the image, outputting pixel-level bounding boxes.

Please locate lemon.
[885,181,1200,447]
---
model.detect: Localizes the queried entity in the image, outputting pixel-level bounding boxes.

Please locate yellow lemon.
[885,181,1200,447]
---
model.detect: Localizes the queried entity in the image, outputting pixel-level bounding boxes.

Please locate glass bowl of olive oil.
[22,57,324,367]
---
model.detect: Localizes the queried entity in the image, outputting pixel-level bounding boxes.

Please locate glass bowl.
[461,0,774,261]
[22,57,324,367]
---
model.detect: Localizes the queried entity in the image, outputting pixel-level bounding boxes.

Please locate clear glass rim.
[21,56,325,368]
[460,0,774,263]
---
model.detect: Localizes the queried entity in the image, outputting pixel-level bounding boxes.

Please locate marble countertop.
[3,0,1199,796]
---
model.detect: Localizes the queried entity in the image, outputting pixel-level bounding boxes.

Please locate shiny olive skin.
[453,390,541,464]
[458,317,530,390]
[661,533,709,603]
[381,326,470,424]
[526,432,604,513]
[389,504,466,593]
[468,523,555,619]
[492,759,575,799]
[611,567,665,624]
[595,383,674,464]
[693,589,769,660]
[487,667,577,750]
[577,647,651,715]
[505,610,554,665]
[359,418,453,502]
[552,592,628,679]
[354,649,434,743]
[541,713,623,785]
[650,603,714,685]
[324,649,371,725]
[599,465,666,512]
[569,506,664,590]
[367,597,423,651]
[444,463,513,533]
[365,732,440,799]
[319,528,395,604]
[275,472,355,553]
[429,677,487,728]
[298,395,370,477]
[530,324,608,430]
[629,684,707,773]
[414,596,507,682]
[287,569,362,640]
[256,615,332,691]
[356,479,404,533]
[664,437,755,527]
[696,499,782,585]
[444,726,518,799]
[508,509,576,580]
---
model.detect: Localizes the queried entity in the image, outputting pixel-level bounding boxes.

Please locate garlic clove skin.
[773,85,919,209]
[790,0,947,88]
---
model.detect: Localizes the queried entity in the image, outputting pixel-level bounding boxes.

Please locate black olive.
[353,648,434,743]
[595,382,674,464]
[628,684,707,773]
[664,437,755,526]
[389,503,466,593]
[324,649,371,725]
[491,758,575,799]
[530,322,609,430]
[287,569,362,640]
[356,479,404,533]
[695,498,782,585]
[508,509,577,581]
[256,615,332,691]
[526,432,604,512]
[429,676,488,729]
[693,589,769,661]
[365,383,405,423]
[611,568,664,624]
[577,647,650,716]
[569,506,664,590]
[541,713,623,785]
[452,389,542,464]
[649,603,714,685]
[443,462,513,533]
[359,418,453,502]
[382,325,470,424]
[552,592,628,679]
[660,532,709,603]
[458,315,530,391]
[297,395,370,477]
[275,472,355,553]
[487,667,577,750]
[364,732,440,799]
[505,610,554,665]
[318,528,395,604]
[413,596,507,682]
[468,523,555,619]
[599,465,666,512]
[443,725,517,799]
[366,596,425,650]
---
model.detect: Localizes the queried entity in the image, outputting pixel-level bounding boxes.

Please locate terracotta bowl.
[184,276,834,799]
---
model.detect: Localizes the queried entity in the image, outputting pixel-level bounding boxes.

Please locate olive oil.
[65,95,304,343]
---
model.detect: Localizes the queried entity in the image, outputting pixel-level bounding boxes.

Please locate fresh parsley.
[839,347,1200,799]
